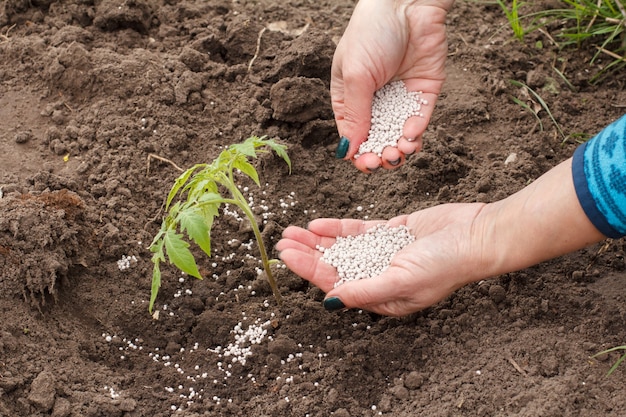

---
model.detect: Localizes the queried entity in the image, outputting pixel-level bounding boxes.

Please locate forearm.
[476,157,605,280]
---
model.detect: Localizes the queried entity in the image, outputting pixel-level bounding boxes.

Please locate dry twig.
[595,46,626,62]
[248,27,267,73]
[0,24,16,43]
[507,357,527,377]
[146,153,184,175]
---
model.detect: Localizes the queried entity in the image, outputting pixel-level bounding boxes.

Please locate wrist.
[472,158,605,282]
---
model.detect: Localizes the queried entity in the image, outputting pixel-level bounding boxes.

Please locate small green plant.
[509,79,567,142]
[148,136,291,313]
[497,0,526,41]
[499,0,626,81]
[592,345,626,376]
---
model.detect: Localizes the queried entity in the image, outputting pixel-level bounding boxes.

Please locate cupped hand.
[332,0,453,172]
[275,202,488,317]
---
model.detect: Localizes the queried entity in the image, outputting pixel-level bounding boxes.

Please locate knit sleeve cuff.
[572,143,622,238]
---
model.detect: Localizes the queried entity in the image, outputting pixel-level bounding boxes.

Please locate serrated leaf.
[178,209,212,256]
[267,141,291,172]
[196,191,224,205]
[166,165,202,209]
[149,260,162,313]
[232,137,260,158]
[233,158,260,185]
[149,227,166,255]
[163,229,202,279]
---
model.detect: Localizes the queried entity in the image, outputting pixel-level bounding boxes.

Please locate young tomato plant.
[149,136,291,313]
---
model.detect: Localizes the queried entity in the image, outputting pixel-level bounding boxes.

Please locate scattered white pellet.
[356,81,428,158]
[117,255,137,271]
[319,224,415,287]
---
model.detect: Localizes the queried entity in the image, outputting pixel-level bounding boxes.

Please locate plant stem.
[239,201,283,305]
[226,171,283,305]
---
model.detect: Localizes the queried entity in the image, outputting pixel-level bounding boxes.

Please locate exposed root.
[0,24,16,43]
[248,27,267,73]
[146,153,184,175]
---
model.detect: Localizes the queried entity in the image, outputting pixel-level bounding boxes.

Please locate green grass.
[499,0,626,82]
[497,0,526,40]
[593,345,626,376]
[509,79,567,141]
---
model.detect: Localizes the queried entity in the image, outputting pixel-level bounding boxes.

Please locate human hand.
[276,203,487,316]
[332,0,454,172]
[277,158,607,316]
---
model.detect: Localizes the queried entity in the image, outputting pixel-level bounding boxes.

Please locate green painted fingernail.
[323,297,346,312]
[335,136,349,159]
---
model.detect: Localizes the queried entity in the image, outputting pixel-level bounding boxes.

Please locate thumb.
[335,78,376,159]
[322,270,406,314]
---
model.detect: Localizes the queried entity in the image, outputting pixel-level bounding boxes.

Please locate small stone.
[404,371,424,390]
[504,153,518,165]
[51,397,71,417]
[119,398,137,412]
[28,370,56,411]
[165,341,182,355]
[332,408,350,417]
[488,284,506,304]
[15,131,33,144]
[267,335,298,357]
[571,270,585,282]
[390,384,409,399]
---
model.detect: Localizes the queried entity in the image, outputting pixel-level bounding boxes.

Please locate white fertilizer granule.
[317,224,415,287]
[355,81,428,158]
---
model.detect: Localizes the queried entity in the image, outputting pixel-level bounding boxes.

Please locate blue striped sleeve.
[572,114,626,238]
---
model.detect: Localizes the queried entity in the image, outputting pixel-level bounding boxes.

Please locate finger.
[353,153,382,173]
[307,218,387,238]
[278,226,339,252]
[399,87,438,140]
[278,247,337,292]
[397,136,422,156]
[275,236,314,253]
[324,267,414,316]
[332,70,377,160]
[381,147,405,169]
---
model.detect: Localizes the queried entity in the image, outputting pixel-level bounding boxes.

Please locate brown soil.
[1,1,626,416]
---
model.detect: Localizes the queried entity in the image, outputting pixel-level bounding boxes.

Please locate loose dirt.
[1,1,625,416]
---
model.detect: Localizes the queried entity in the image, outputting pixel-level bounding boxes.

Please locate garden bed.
[1,1,625,416]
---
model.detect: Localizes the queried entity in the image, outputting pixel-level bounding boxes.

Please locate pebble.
[28,370,56,411]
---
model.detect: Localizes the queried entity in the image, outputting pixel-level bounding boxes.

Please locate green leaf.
[233,158,260,185]
[268,142,292,172]
[149,226,166,254]
[232,137,260,158]
[149,260,162,313]
[185,178,218,203]
[163,229,202,279]
[178,208,212,256]
[166,165,202,210]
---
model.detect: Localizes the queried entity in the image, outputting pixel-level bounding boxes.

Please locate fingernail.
[405,149,416,156]
[323,297,346,312]
[405,137,416,142]
[335,136,349,159]
[388,158,401,166]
